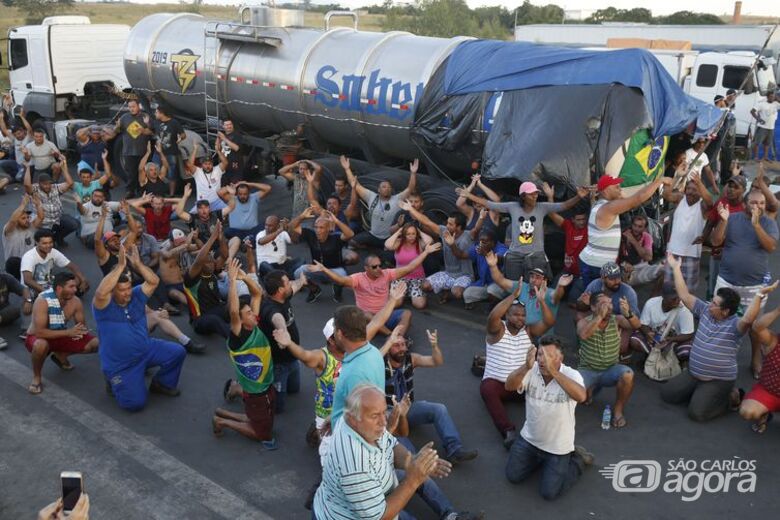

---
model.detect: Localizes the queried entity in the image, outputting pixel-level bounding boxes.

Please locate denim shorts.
[579,364,633,390]
[385,309,405,329]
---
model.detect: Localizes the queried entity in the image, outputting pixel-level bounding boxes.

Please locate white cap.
[322,318,335,341]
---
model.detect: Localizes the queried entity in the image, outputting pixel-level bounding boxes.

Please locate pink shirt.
[350,269,398,314]
[394,243,424,280]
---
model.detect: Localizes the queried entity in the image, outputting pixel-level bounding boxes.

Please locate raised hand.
[408,442,442,484]
[716,202,730,222]
[398,199,412,212]
[227,257,240,281]
[666,251,681,270]
[619,296,631,317]
[409,158,419,175]
[558,273,573,287]
[525,345,537,370]
[183,183,192,198]
[485,250,498,267]
[576,185,590,198]
[751,205,762,226]
[441,229,455,246]
[426,329,438,346]
[308,260,324,273]
[390,280,407,301]
[273,327,293,348]
[117,244,127,269]
[541,182,554,200]
[339,155,350,171]
[102,148,109,160]
[541,345,561,377]
[424,242,442,254]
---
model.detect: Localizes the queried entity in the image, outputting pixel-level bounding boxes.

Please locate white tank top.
[579,199,622,268]
[483,322,533,382]
[667,197,705,258]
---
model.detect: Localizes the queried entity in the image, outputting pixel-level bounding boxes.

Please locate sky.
[118,0,780,18]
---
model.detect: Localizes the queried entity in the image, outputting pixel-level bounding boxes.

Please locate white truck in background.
[516,24,779,145]
[585,46,775,144]
[2,16,130,149]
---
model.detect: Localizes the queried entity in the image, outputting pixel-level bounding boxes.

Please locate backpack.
[643,307,682,381]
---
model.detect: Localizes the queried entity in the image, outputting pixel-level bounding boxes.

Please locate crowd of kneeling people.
[3,96,780,517]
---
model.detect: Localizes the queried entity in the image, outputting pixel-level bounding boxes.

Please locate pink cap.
[519,182,539,195]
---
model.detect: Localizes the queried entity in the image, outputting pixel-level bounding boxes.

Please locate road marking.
[0,353,271,520]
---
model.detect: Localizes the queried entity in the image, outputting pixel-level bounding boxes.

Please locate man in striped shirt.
[481,282,554,448]
[313,384,451,520]
[578,174,670,287]
[662,252,771,422]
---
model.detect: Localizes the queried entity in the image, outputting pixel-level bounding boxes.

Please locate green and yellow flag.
[619,129,668,187]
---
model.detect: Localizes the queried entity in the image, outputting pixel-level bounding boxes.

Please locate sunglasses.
[368,264,382,269]
[271,240,278,252]
[511,299,526,306]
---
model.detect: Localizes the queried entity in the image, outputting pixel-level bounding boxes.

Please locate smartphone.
[60,471,83,513]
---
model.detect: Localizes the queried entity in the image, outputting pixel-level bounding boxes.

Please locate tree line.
[371,0,724,40]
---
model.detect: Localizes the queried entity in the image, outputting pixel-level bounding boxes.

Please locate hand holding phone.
[61,471,83,514]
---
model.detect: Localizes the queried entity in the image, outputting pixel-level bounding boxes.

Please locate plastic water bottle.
[601,405,612,430]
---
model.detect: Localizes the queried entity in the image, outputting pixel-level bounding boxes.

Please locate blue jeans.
[0,159,23,180]
[505,436,584,501]
[396,437,455,519]
[104,339,187,412]
[273,359,300,413]
[579,364,633,392]
[295,264,347,285]
[579,261,602,288]
[407,400,462,457]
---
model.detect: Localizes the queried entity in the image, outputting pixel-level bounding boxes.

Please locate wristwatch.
[625,311,634,319]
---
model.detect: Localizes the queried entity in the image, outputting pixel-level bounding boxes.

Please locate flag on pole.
[618,129,668,187]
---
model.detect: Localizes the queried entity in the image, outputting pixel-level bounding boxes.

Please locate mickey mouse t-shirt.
[486,201,563,254]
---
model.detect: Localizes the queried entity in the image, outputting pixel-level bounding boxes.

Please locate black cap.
[37,173,52,183]
[726,89,737,96]
[196,199,210,207]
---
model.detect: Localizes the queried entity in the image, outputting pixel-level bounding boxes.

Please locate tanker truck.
[5,5,722,190]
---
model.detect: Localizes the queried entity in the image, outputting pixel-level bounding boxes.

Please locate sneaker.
[18,329,28,341]
[333,285,343,303]
[306,286,322,303]
[574,445,595,466]
[446,448,479,464]
[502,429,517,450]
[184,340,207,354]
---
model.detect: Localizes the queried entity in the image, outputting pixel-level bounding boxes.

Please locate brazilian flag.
[618,129,668,187]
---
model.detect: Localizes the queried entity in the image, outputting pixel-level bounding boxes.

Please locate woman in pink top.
[385,222,432,309]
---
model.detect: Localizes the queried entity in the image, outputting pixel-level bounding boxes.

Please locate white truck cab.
[4,16,130,123]
[685,51,777,141]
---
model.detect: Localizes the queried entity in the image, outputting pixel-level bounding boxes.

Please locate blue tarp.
[443,40,723,138]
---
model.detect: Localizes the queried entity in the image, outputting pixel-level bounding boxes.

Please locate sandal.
[611,415,627,429]
[752,413,773,434]
[50,354,74,371]
[28,382,43,395]
[223,379,236,403]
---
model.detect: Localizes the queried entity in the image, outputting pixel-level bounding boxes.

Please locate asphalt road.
[1,171,778,519]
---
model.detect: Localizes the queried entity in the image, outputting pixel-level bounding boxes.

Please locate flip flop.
[223,379,236,403]
[28,382,43,395]
[752,413,773,434]
[49,354,74,371]
[611,415,627,429]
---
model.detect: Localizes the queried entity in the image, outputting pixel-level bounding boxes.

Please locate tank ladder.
[202,21,228,153]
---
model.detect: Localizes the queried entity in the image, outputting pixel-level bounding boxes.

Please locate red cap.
[597,175,623,192]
